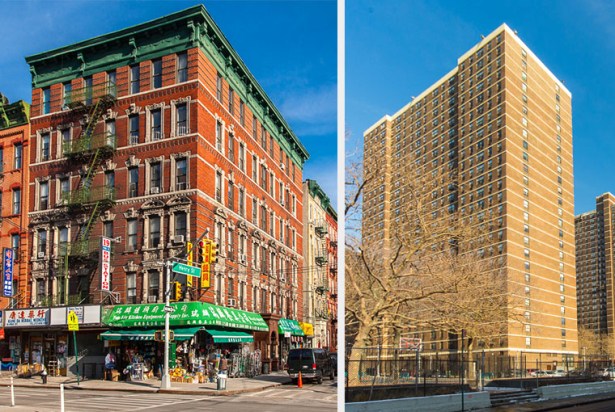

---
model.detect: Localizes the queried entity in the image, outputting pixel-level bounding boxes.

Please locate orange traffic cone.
[297,371,303,388]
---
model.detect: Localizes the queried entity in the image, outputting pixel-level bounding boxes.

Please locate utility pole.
[161,261,172,389]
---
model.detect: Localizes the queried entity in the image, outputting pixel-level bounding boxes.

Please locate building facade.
[325,203,338,352]
[0,95,30,310]
[21,5,308,373]
[362,24,577,362]
[302,179,334,349]
[575,193,614,342]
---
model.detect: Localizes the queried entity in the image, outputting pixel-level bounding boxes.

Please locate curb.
[157,381,283,396]
[523,394,615,412]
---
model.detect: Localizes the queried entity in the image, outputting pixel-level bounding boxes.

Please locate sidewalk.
[0,370,292,396]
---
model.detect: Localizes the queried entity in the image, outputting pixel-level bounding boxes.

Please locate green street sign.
[172,262,201,278]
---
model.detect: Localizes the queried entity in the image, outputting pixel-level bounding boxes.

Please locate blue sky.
[0,0,337,206]
[346,0,615,215]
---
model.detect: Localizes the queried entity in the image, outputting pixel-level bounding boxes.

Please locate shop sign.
[5,309,50,327]
[100,237,112,292]
[3,248,14,297]
[103,302,269,331]
[67,306,84,323]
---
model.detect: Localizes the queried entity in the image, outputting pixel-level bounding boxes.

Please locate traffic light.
[154,330,163,342]
[209,242,218,264]
[172,281,182,301]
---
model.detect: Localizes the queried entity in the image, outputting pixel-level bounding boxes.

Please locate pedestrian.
[105,350,116,381]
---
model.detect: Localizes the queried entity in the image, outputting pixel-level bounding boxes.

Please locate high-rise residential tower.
[575,193,615,345]
[362,23,577,362]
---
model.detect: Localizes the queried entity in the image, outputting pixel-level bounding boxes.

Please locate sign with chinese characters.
[5,309,50,327]
[3,248,14,297]
[100,237,112,292]
[67,306,84,323]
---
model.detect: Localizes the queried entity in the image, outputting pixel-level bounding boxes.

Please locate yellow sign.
[68,310,79,332]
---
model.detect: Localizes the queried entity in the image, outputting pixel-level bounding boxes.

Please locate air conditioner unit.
[280,199,285,206]
[38,252,45,259]
[227,298,236,307]
[173,235,185,244]
[148,296,158,303]
[239,254,247,264]
[151,187,160,194]
[279,162,285,170]
[280,277,286,283]
[177,182,187,191]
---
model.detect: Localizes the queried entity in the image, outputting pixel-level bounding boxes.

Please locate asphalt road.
[546,398,615,411]
[1,380,338,412]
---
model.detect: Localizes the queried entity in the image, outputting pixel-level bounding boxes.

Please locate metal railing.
[63,133,116,157]
[61,186,115,207]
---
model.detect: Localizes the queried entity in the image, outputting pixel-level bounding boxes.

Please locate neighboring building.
[362,23,577,363]
[575,193,613,340]
[325,203,338,352]
[0,94,30,310]
[20,5,308,374]
[302,179,334,349]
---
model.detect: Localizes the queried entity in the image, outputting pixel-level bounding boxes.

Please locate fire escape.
[54,82,117,305]
[313,219,329,320]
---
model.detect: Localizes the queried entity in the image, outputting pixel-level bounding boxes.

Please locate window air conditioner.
[151,187,160,194]
[173,235,185,244]
[227,298,236,307]
[279,162,285,170]
[38,252,45,259]
[239,254,247,264]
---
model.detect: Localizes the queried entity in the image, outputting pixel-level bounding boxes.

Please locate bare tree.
[578,326,615,359]
[345,140,522,384]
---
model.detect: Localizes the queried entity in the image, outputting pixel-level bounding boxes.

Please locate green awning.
[102,302,269,331]
[278,318,305,336]
[205,327,254,343]
[100,326,202,341]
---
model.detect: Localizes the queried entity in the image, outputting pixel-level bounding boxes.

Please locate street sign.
[163,305,175,313]
[172,262,201,278]
[68,310,79,332]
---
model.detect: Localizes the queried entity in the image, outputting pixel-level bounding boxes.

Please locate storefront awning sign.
[278,318,305,336]
[205,327,254,343]
[103,302,268,331]
[5,309,50,327]
[100,326,202,341]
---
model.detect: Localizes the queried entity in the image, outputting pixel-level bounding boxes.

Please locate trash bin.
[217,373,227,390]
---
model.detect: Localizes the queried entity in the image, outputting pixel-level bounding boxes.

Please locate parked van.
[287,348,335,384]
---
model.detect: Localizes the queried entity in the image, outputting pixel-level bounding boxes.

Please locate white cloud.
[277,84,337,136]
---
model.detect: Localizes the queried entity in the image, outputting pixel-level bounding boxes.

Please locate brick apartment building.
[362,23,577,364]
[325,203,338,352]
[20,5,308,371]
[575,193,615,349]
[0,95,30,310]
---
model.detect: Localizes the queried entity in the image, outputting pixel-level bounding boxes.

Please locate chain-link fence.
[346,347,612,401]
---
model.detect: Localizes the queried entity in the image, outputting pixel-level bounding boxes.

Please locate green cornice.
[0,100,30,131]
[307,179,330,210]
[326,203,337,221]
[24,4,309,167]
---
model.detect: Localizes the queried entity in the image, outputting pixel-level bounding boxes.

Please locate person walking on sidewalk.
[104,350,116,381]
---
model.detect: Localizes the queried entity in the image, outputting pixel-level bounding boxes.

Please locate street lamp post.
[161,261,172,389]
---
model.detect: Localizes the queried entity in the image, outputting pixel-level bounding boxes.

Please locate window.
[0,147,3,172]
[216,121,223,151]
[216,73,223,102]
[260,165,267,189]
[11,234,19,260]
[239,100,245,126]
[177,52,188,83]
[149,216,161,248]
[41,133,50,161]
[42,87,50,114]
[61,129,71,155]
[103,221,113,238]
[105,171,115,190]
[228,88,234,115]
[252,116,257,140]
[150,162,161,193]
[12,189,20,215]
[228,133,235,163]
[106,120,115,146]
[269,135,274,157]
[39,181,49,210]
[239,143,246,172]
[127,219,138,251]
[252,198,258,224]
[84,76,93,105]
[152,59,162,89]
[130,65,140,94]
[227,181,234,212]
[252,155,258,181]
[174,212,187,238]
[261,125,267,148]
[176,158,187,190]
[215,171,223,203]
[148,271,159,301]
[151,109,162,140]
[129,115,139,145]
[38,229,47,256]
[63,82,72,108]
[129,167,139,197]
[239,188,245,217]
[261,289,267,313]
[176,103,187,136]
[107,70,116,95]
[14,143,22,169]
[127,273,137,304]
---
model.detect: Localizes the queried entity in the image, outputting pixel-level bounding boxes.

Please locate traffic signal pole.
[161,260,172,389]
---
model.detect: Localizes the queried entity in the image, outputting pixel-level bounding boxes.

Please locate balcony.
[63,133,116,160]
[315,255,328,266]
[35,293,89,307]
[61,186,115,209]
